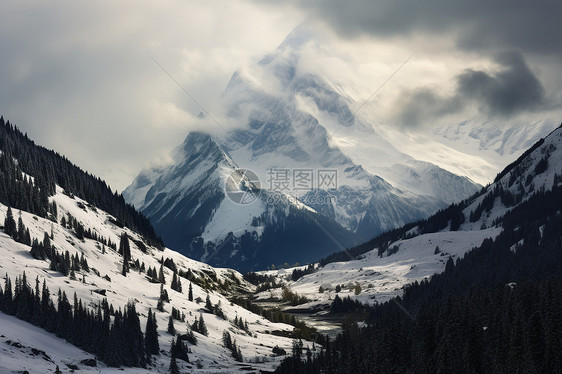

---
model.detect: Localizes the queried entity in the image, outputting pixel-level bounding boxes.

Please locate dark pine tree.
[169,354,180,374]
[4,206,17,238]
[172,335,190,363]
[171,272,182,293]
[145,308,160,359]
[198,313,208,336]
[123,302,145,368]
[167,315,175,335]
[16,214,26,243]
[158,261,165,284]
[119,233,131,275]
[205,293,213,312]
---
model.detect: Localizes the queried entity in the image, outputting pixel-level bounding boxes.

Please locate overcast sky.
[1,0,561,191]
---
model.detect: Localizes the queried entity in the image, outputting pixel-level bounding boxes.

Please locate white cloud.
[1,0,560,192]
[0,0,301,191]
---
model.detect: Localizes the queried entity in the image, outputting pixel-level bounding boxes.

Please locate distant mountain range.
[273,123,562,306]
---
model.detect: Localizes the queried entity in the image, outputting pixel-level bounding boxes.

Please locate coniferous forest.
[276,184,562,373]
[0,272,148,367]
[0,117,162,249]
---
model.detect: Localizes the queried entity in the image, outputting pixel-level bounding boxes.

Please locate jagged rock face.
[124,132,234,258]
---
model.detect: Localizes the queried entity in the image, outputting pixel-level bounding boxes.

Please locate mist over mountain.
[124,27,481,271]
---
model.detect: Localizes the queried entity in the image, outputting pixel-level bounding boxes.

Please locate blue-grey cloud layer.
[458,51,546,116]
[396,51,549,126]
[272,0,562,56]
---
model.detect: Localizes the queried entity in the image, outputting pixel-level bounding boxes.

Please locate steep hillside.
[0,188,313,373]
[0,118,316,373]
[0,116,162,249]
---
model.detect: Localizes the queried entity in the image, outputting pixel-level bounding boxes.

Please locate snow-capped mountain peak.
[124,27,482,271]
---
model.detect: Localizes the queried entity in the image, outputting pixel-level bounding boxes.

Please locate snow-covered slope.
[0,312,103,374]
[459,123,562,231]
[0,188,310,373]
[260,228,501,306]
[258,125,562,308]
[427,120,556,184]
[435,120,555,159]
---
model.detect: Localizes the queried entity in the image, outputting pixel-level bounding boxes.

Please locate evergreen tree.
[231,339,243,362]
[43,232,51,252]
[4,206,16,238]
[123,302,145,368]
[144,308,159,358]
[198,313,208,336]
[205,293,213,312]
[103,310,125,367]
[159,284,169,303]
[172,335,190,363]
[24,228,31,246]
[169,354,179,374]
[119,233,130,274]
[223,330,233,350]
[157,299,164,312]
[40,279,50,326]
[167,315,175,335]
[2,275,14,314]
[171,272,182,293]
[188,282,193,302]
[158,261,165,284]
[17,214,25,243]
[55,290,72,339]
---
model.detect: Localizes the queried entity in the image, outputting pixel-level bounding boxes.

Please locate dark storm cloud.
[395,51,547,126]
[457,51,546,116]
[277,0,562,56]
